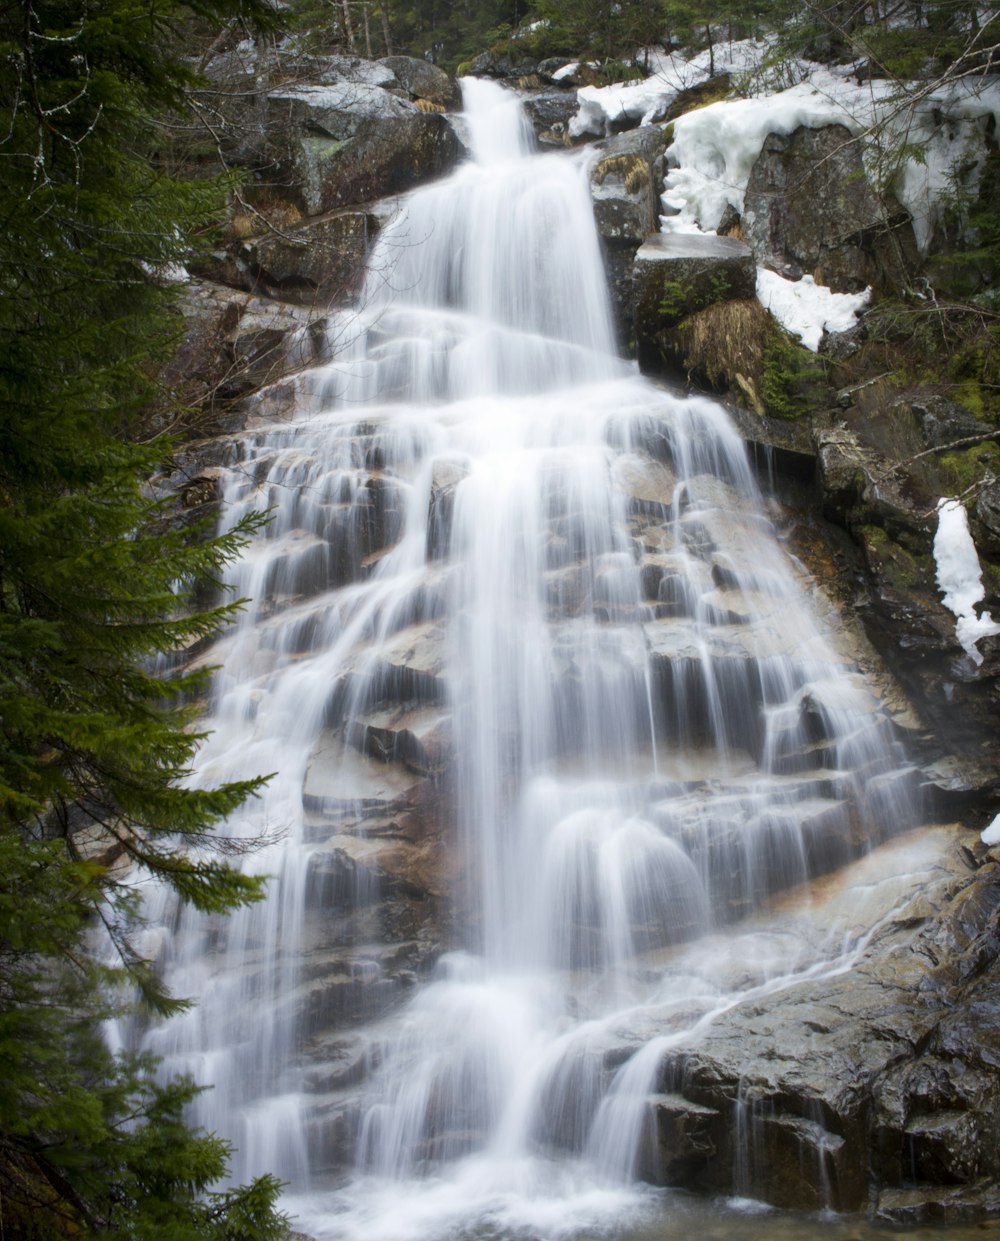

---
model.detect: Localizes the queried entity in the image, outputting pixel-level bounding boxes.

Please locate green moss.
[659,278,689,320]
[859,524,934,591]
[659,270,748,327]
[688,76,734,109]
[760,323,828,419]
[938,441,1000,494]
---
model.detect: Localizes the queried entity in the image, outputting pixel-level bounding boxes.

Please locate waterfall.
[135,79,922,1238]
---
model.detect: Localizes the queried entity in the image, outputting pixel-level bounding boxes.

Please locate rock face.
[378,55,459,106]
[266,84,463,215]
[183,45,464,219]
[215,206,386,306]
[164,283,330,424]
[632,232,757,362]
[590,127,665,243]
[741,124,918,292]
[808,388,1000,772]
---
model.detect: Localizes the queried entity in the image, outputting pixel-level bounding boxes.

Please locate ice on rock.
[934,498,1000,666]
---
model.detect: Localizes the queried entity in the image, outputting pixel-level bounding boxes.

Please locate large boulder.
[467,48,539,78]
[226,205,389,306]
[741,123,918,292]
[523,91,579,146]
[590,126,666,243]
[265,83,463,215]
[378,55,459,107]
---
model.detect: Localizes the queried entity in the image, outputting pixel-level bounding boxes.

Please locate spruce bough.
[1,0,290,1234]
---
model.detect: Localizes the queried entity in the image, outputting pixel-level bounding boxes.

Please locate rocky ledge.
[632,824,1000,1224]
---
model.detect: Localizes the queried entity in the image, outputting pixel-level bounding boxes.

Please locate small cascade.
[133,79,925,1237]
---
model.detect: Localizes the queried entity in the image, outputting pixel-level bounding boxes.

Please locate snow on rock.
[756,269,870,351]
[569,39,772,140]
[619,51,1000,254]
[662,71,887,233]
[571,76,678,138]
[982,812,1000,846]
[665,75,1000,251]
[933,498,1000,666]
[891,79,1000,252]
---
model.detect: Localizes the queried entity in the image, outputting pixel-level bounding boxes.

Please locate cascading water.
[135,78,924,1239]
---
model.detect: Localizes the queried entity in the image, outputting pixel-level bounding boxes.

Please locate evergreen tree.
[0,0,290,1234]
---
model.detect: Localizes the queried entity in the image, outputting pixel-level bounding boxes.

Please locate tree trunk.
[341,0,355,51]
[379,0,393,54]
[363,1,372,57]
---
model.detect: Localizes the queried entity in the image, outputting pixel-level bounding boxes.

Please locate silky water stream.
[136,79,930,1240]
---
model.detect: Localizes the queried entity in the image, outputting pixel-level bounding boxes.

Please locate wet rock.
[346,704,453,776]
[742,124,918,293]
[373,621,449,704]
[300,967,403,1031]
[303,738,426,817]
[637,1093,719,1185]
[627,835,1000,1216]
[876,1180,1000,1225]
[611,456,678,518]
[427,458,470,559]
[306,830,445,907]
[305,839,386,908]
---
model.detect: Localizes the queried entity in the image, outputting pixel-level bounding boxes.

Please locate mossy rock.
[661,74,732,124]
[858,524,935,594]
[633,233,756,347]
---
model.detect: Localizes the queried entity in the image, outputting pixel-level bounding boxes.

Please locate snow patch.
[933,498,1000,666]
[756,270,870,351]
